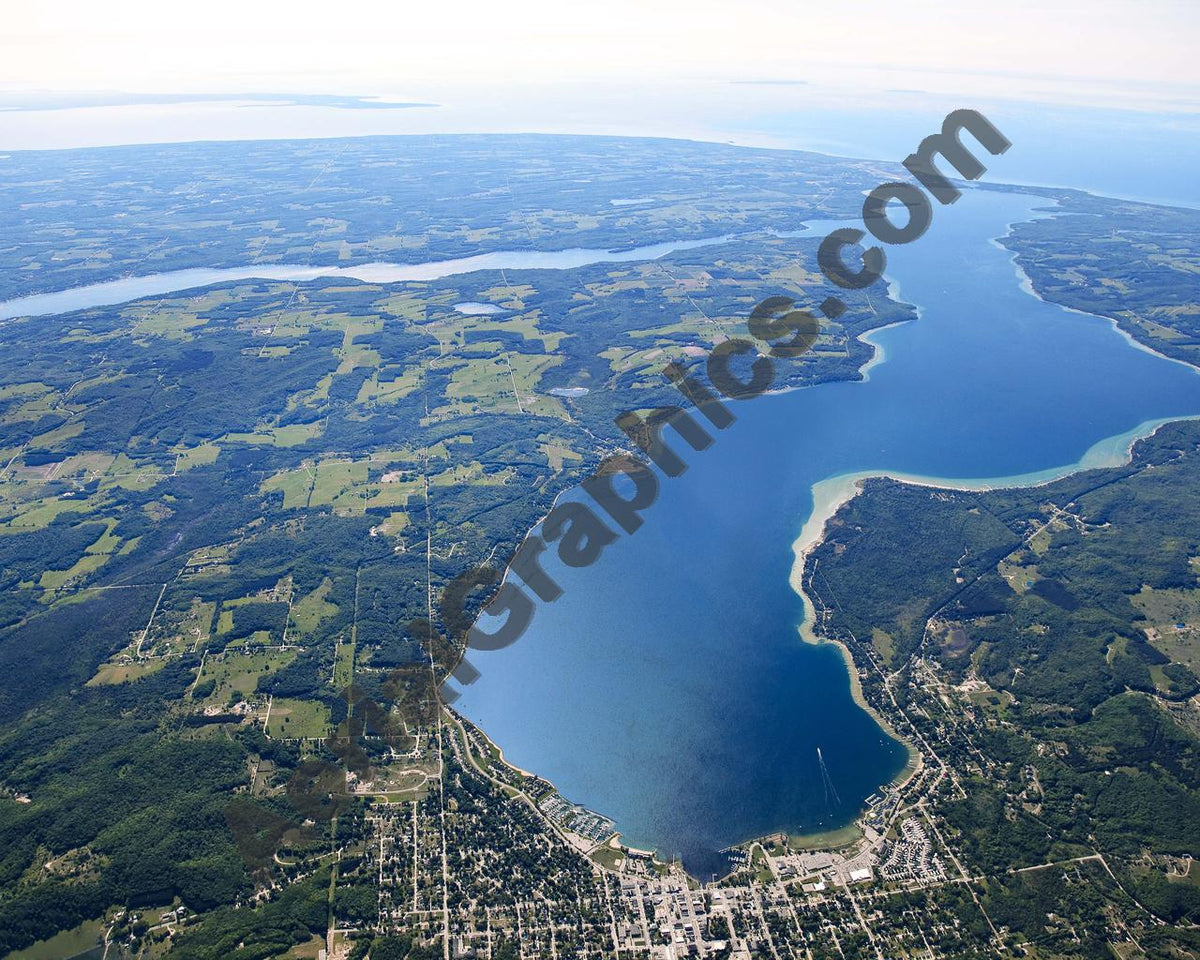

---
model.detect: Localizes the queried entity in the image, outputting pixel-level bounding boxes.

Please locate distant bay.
[0,236,733,321]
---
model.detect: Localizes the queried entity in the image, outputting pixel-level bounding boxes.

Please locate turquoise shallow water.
[454,190,1200,876]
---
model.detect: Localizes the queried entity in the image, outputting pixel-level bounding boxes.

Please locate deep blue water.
[453,190,1200,877]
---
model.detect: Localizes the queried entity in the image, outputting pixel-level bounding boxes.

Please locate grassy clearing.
[265,456,431,515]
[7,918,104,960]
[426,435,471,459]
[356,367,423,406]
[366,765,431,801]
[364,478,420,511]
[38,521,123,593]
[1028,524,1054,556]
[85,520,121,555]
[442,311,568,352]
[333,639,355,689]
[0,386,62,425]
[11,451,115,484]
[261,463,315,509]
[199,649,298,701]
[591,845,625,870]
[313,460,369,510]
[0,382,52,402]
[226,629,275,650]
[998,558,1040,594]
[285,935,327,958]
[870,628,897,667]
[225,421,325,447]
[39,553,109,592]
[377,511,409,535]
[291,578,339,635]
[967,686,1014,716]
[478,282,535,309]
[539,435,582,472]
[0,493,94,532]
[600,344,678,380]
[428,461,514,488]
[267,698,331,739]
[376,293,427,322]
[130,305,210,339]
[1135,583,1200,671]
[25,419,86,453]
[88,658,168,686]
[436,353,564,417]
[334,318,383,376]
[99,453,168,493]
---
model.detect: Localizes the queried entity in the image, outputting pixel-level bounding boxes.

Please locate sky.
[2,0,1198,209]
[1,0,1198,111]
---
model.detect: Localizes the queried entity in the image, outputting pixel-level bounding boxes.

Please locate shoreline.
[793,197,1200,652]
[854,275,922,381]
[791,413,1200,638]
[787,198,1200,809]
[786,476,924,787]
[0,235,738,321]
[993,209,1200,380]
[786,415,1200,789]
[467,718,540,781]
[458,708,673,872]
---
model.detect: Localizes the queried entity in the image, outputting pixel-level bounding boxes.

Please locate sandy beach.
[786,414,1199,786]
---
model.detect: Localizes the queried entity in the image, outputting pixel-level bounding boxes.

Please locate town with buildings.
[238,630,1154,960]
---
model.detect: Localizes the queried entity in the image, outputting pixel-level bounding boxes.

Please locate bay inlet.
[454,190,1200,877]
[0,236,734,321]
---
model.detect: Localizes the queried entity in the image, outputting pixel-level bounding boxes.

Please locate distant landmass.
[0,91,437,112]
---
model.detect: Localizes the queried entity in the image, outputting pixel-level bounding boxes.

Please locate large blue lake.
[454,190,1200,877]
